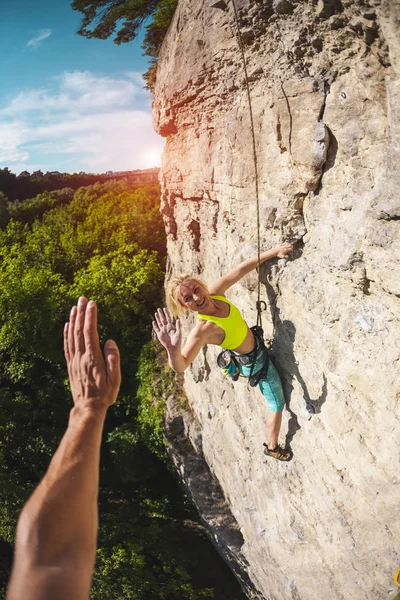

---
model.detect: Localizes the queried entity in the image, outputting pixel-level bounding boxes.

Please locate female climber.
[152,243,293,461]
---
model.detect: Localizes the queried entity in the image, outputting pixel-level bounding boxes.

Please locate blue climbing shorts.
[238,351,285,413]
[219,344,285,412]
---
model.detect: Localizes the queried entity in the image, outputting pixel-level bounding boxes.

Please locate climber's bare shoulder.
[182,320,225,360]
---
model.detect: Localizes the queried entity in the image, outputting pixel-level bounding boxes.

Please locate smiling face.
[178,280,210,313]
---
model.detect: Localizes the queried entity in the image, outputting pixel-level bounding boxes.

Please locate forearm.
[166,346,188,373]
[236,247,281,279]
[21,406,105,557]
[8,406,107,598]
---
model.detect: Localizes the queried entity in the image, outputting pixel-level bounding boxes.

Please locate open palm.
[152,308,181,350]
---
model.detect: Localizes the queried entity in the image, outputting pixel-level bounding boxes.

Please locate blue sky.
[0,0,165,174]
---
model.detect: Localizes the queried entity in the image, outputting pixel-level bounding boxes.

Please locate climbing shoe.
[263,443,292,462]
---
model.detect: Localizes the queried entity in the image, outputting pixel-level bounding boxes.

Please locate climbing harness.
[246,325,270,386]
[216,325,269,386]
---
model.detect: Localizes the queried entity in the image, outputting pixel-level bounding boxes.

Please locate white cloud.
[0,71,141,116]
[0,71,164,173]
[0,122,30,163]
[26,29,52,49]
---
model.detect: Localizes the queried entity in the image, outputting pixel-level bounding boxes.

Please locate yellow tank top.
[197,295,248,350]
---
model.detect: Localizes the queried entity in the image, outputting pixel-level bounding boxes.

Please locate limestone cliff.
[152,1,400,598]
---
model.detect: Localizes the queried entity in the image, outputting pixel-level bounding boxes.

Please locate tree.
[71,0,178,89]
[0,169,17,202]
[142,0,178,89]
[0,181,167,546]
[0,192,10,228]
[0,180,213,598]
[0,180,247,599]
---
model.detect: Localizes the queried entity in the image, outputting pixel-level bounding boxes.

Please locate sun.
[142,147,163,168]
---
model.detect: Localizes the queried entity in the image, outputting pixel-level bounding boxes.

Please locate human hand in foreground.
[64,297,121,412]
[153,308,181,351]
[275,242,293,258]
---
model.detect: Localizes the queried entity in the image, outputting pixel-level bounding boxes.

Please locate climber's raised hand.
[153,308,182,351]
[275,242,293,258]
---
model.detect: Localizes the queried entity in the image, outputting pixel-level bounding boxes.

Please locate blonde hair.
[165,275,210,317]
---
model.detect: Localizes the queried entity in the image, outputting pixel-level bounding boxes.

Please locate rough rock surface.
[153,1,400,598]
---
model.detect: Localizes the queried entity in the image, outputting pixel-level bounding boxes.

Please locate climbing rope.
[229,0,264,329]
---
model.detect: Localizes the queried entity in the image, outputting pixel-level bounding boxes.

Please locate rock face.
[153,1,400,599]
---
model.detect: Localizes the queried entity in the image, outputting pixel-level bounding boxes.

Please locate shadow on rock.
[271,318,302,449]
[260,271,329,449]
[274,318,328,430]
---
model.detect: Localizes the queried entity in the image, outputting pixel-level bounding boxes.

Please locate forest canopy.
[0,179,244,599]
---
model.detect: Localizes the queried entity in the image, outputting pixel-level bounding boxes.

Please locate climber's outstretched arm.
[6,297,121,600]
[210,243,293,295]
[153,308,209,372]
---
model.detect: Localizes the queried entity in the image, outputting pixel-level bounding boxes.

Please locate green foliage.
[142,0,179,90]
[71,0,161,43]
[135,342,187,458]
[92,488,216,600]
[0,192,10,229]
[0,167,123,202]
[0,168,16,201]
[0,178,247,598]
[0,181,163,550]
[7,189,75,224]
[71,0,178,90]
[0,178,240,599]
[135,343,168,455]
